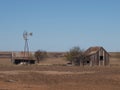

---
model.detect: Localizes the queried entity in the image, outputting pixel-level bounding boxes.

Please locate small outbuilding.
[85,46,110,66]
[13,57,36,65]
[12,52,36,65]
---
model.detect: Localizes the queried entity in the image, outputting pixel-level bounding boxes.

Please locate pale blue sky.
[0,0,120,52]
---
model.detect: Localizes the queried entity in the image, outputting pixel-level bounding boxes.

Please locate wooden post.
[90,56,93,67]
[103,51,105,66]
[99,51,101,66]
[90,60,92,67]
[11,52,13,63]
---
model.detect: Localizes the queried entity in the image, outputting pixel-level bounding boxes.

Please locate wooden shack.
[85,46,110,66]
[13,52,36,65]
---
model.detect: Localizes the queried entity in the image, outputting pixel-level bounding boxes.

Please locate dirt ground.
[0,52,120,90]
[0,65,120,90]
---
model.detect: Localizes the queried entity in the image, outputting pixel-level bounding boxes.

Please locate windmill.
[23,31,33,58]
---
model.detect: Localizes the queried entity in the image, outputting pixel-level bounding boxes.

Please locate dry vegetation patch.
[0,65,120,90]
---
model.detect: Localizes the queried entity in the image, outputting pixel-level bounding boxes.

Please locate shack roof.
[14,57,36,61]
[85,46,109,56]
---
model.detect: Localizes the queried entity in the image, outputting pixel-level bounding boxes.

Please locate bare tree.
[65,46,87,66]
[34,50,47,63]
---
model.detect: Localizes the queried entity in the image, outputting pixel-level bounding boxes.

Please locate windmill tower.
[23,31,32,58]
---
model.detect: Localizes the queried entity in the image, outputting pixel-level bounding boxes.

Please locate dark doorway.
[100,56,103,61]
[87,61,90,64]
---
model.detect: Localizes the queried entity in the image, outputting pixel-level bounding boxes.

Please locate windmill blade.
[29,32,33,36]
[23,31,27,40]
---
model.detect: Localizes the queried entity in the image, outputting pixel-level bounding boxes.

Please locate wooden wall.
[89,48,109,66]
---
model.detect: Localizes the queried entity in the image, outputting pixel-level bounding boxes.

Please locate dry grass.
[0,52,120,90]
[38,57,67,65]
[110,52,120,66]
[0,66,120,90]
